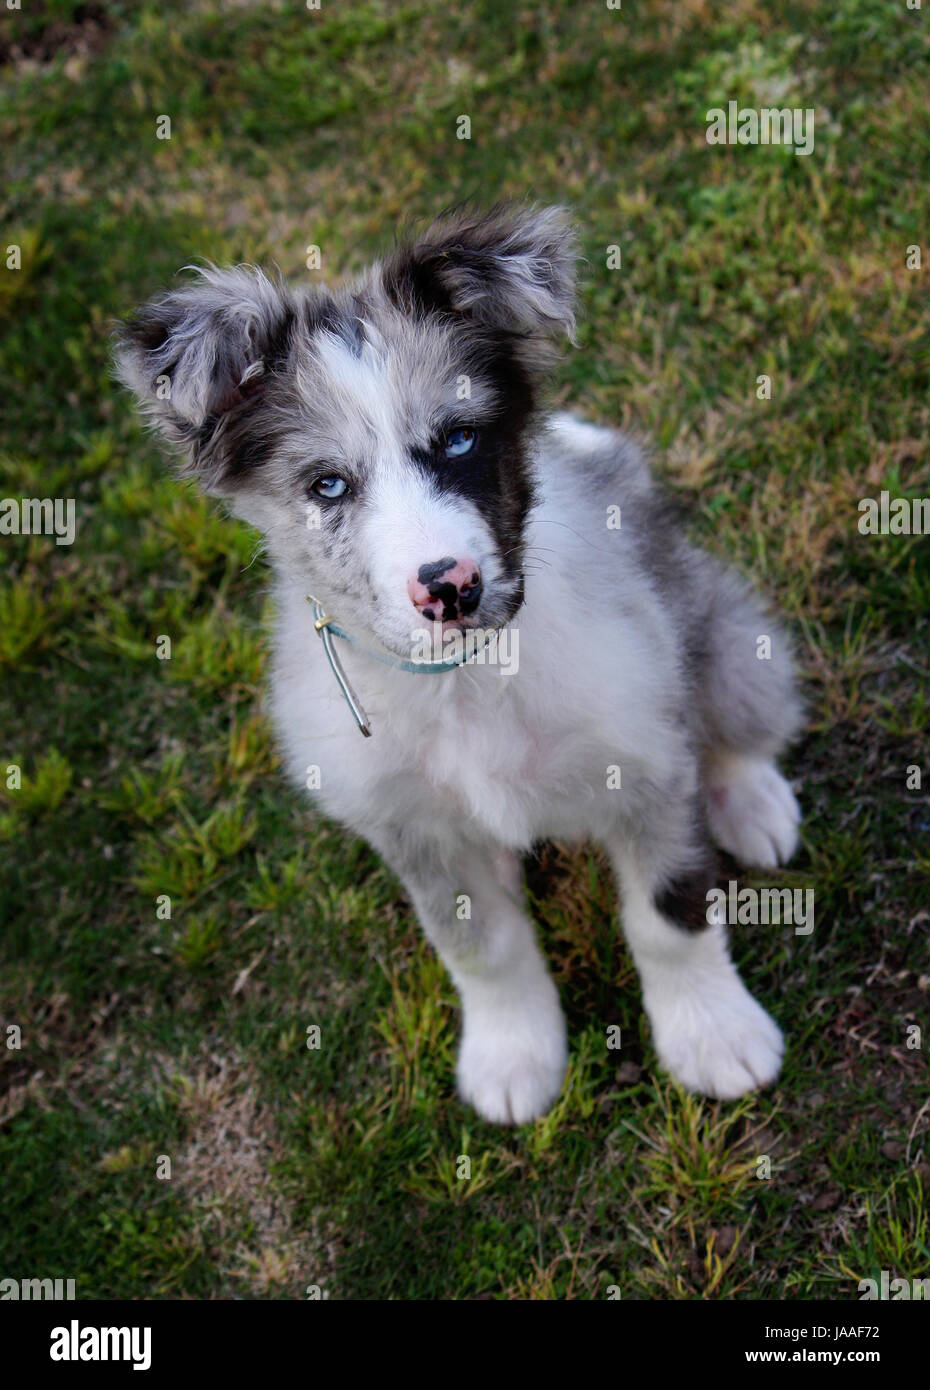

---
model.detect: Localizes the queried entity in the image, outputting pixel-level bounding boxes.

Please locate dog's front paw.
[456,997,568,1124]
[707,754,801,867]
[645,971,784,1100]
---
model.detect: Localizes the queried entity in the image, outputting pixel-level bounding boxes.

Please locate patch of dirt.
[154,1046,328,1298]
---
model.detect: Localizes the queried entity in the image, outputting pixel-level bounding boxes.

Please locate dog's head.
[115,205,576,658]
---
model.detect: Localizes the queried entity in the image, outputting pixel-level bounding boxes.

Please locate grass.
[0,0,928,1299]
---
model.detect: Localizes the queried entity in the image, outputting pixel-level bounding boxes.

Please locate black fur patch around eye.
[403,332,538,577]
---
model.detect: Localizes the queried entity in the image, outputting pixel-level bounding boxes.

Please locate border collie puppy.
[115,206,803,1124]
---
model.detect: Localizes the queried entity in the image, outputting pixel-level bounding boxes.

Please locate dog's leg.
[705,749,801,867]
[608,841,784,1099]
[371,831,568,1124]
[690,556,803,866]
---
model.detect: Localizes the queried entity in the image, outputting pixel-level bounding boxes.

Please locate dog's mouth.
[374,572,525,662]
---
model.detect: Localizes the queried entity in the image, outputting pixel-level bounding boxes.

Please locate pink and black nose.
[407,556,482,621]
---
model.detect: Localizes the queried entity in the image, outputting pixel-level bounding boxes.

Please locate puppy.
[116,205,803,1124]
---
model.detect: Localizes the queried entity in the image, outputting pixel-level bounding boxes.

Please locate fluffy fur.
[115,205,803,1124]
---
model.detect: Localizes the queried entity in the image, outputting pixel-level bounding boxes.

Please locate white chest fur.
[268,529,679,851]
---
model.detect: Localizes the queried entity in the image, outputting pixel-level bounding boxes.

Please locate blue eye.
[313,476,348,499]
[444,427,477,458]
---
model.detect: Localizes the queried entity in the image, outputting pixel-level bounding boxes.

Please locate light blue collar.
[307,596,499,737]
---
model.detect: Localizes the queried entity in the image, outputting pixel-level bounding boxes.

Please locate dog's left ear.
[381,204,577,371]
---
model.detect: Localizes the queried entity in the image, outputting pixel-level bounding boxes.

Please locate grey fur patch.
[113,264,297,492]
[380,202,578,376]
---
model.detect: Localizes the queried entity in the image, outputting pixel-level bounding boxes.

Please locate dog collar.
[306,595,500,737]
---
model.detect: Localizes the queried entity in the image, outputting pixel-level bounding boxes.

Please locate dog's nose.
[407,556,482,621]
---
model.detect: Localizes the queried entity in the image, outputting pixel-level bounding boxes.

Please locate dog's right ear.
[113,265,295,492]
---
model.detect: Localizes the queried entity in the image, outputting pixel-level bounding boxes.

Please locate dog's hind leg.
[691,556,804,867]
[369,827,568,1124]
[705,750,801,868]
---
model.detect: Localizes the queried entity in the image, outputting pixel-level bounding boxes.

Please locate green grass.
[1,0,928,1299]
